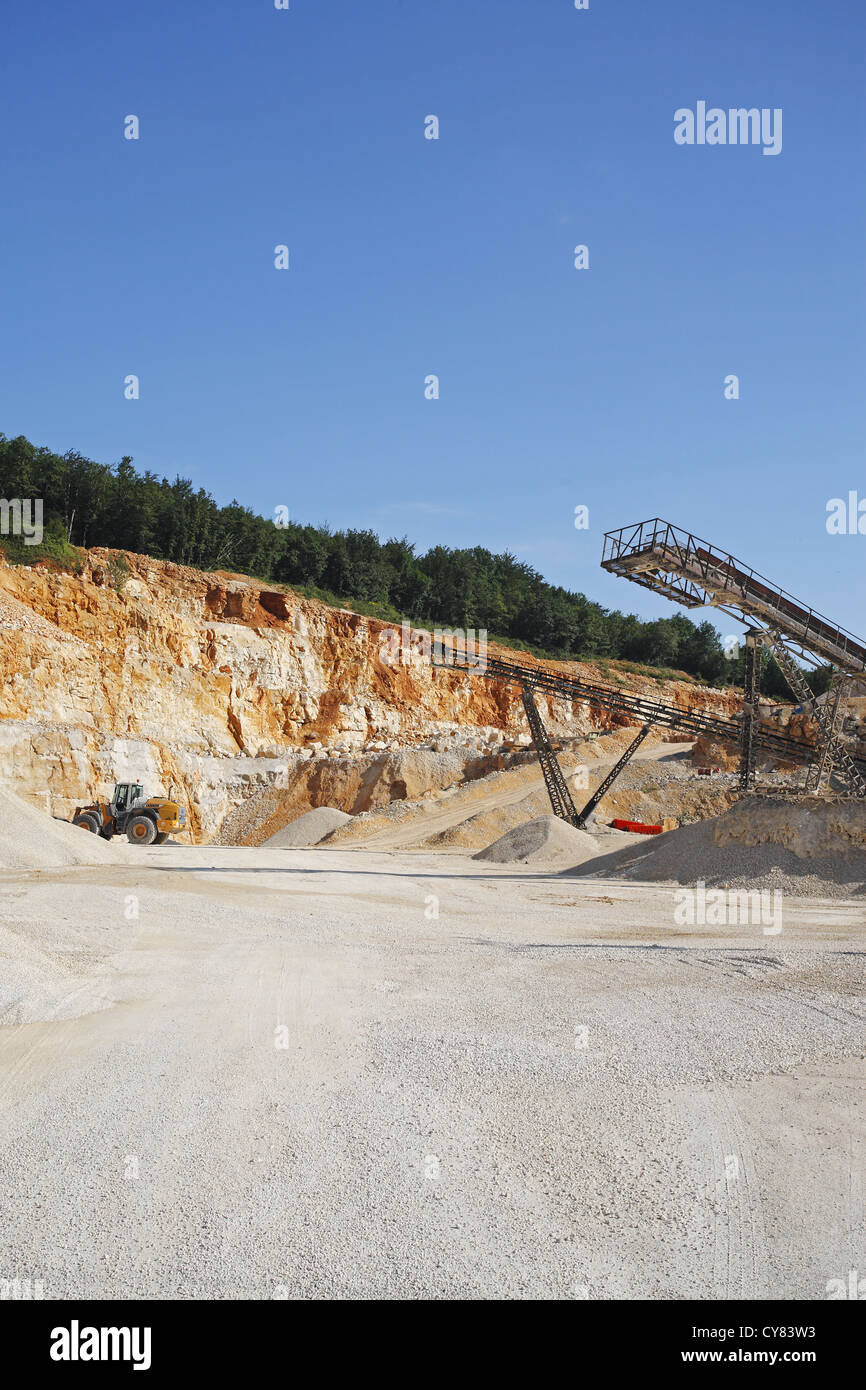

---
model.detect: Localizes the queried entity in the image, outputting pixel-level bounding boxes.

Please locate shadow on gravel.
[148,864,568,883]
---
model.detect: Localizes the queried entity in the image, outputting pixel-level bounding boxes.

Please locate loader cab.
[111,783,143,816]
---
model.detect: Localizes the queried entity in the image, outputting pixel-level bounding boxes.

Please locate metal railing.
[601,519,866,672]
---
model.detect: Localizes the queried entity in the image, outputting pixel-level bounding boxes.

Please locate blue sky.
[2,0,864,637]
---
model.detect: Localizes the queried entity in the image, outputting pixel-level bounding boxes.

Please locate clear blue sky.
[2,0,864,637]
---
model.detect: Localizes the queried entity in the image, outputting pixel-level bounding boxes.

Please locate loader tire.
[127,815,157,845]
[153,833,169,845]
[74,814,100,834]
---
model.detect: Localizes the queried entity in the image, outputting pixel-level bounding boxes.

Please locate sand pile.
[0,788,117,870]
[425,787,551,851]
[265,806,351,848]
[474,815,601,866]
[567,800,866,898]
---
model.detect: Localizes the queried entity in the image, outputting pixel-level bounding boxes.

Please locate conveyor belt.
[441,651,859,772]
[601,519,866,672]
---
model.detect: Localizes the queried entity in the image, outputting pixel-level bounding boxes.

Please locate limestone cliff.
[0,549,741,841]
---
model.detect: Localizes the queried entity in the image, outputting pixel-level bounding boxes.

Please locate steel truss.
[756,630,866,798]
[433,648,865,824]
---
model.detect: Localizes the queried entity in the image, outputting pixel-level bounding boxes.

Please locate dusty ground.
[0,839,863,1300]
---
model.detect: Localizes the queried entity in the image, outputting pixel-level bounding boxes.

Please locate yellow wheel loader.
[72,782,187,845]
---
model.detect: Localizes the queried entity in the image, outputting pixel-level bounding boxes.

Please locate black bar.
[7,1298,862,1375]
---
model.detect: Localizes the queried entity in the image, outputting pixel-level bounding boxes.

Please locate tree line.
[0,431,822,694]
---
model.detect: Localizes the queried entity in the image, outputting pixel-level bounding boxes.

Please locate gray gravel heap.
[264,806,351,847]
[474,814,601,866]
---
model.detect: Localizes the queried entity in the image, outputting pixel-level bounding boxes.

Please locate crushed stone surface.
[0,845,861,1300]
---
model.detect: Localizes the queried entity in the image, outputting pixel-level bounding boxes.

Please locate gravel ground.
[0,843,863,1301]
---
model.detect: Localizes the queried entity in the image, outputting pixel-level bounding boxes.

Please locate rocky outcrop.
[714,796,866,857]
[0,548,741,842]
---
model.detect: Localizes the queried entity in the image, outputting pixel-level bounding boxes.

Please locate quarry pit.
[0,549,864,1301]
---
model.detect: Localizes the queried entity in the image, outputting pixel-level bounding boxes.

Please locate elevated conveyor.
[447,652,836,767]
[601,518,866,673]
[433,650,862,828]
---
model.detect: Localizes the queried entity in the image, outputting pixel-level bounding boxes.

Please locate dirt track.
[0,842,863,1299]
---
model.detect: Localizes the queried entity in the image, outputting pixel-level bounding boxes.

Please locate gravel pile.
[474,814,601,866]
[0,788,116,870]
[264,806,351,847]
[567,816,866,898]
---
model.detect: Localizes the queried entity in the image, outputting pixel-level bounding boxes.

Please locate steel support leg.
[520,686,581,827]
[739,631,762,793]
[575,722,655,828]
[760,631,866,798]
[806,672,851,794]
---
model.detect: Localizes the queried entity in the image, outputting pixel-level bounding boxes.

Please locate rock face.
[0,548,741,842]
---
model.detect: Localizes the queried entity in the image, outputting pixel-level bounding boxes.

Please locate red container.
[610,818,664,835]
